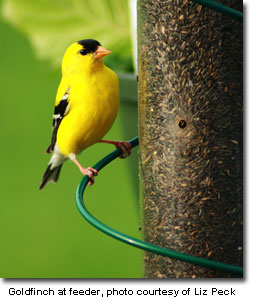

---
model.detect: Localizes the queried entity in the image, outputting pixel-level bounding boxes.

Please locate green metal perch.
[75,137,243,276]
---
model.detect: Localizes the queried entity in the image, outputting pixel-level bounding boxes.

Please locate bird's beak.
[94,46,112,59]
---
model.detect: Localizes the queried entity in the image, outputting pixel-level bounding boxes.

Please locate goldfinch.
[39,39,131,190]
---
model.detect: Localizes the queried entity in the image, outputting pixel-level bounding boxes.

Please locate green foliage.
[1,0,134,72]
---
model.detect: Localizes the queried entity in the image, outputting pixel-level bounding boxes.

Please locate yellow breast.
[57,66,119,156]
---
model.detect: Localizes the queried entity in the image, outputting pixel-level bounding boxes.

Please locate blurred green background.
[0,0,142,278]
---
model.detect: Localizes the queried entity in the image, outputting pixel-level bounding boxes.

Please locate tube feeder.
[137,0,243,278]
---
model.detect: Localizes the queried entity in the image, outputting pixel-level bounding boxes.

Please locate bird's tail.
[39,152,66,190]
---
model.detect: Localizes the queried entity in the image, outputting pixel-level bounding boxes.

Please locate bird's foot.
[99,140,131,158]
[79,166,98,186]
[114,141,131,158]
[70,154,98,185]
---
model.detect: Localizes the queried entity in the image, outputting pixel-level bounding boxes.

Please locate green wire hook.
[190,0,243,21]
[75,136,243,276]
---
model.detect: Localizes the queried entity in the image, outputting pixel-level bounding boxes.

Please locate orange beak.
[94,46,112,59]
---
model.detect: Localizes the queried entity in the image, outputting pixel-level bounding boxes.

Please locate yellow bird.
[39,39,131,190]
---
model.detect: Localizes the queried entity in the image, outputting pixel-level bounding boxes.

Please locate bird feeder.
[138,0,243,278]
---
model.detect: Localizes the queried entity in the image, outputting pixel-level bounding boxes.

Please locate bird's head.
[61,39,111,75]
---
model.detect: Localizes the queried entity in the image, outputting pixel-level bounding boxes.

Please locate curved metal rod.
[75,136,243,276]
[190,0,243,21]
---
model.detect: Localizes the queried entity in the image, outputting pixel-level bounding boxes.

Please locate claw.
[70,154,98,185]
[115,141,131,159]
[79,166,98,185]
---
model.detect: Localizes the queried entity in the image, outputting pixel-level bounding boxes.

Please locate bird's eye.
[79,49,88,55]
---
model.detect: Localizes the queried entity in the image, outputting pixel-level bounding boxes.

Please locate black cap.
[78,39,101,53]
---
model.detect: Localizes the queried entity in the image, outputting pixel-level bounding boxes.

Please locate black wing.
[46,89,70,153]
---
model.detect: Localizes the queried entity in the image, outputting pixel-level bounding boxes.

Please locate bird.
[39,39,131,190]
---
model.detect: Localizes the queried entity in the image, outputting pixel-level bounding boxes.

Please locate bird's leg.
[99,140,131,158]
[69,154,98,185]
